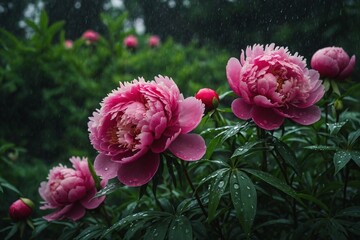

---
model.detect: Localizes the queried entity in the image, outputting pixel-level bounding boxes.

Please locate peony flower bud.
[148,35,160,48]
[81,30,100,44]
[311,47,356,80]
[64,40,73,49]
[124,35,138,49]
[9,198,34,221]
[195,88,219,111]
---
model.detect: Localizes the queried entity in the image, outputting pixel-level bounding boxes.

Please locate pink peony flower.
[88,75,206,187]
[226,43,325,130]
[148,35,160,47]
[124,35,138,49]
[9,198,34,221]
[64,40,73,49]
[39,157,106,221]
[311,47,356,80]
[81,30,100,44]
[195,88,219,111]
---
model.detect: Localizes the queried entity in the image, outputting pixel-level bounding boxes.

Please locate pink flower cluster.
[124,35,138,49]
[88,75,206,187]
[82,30,100,44]
[39,157,106,221]
[227,44,325,130]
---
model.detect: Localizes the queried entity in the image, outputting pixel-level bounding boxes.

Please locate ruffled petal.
[117,151,160,187]
[169,133,206,161]
[290,105,321,125]
[43,204,85,221]
[94,154,119,180]
[65,203,87,221]
[253,95,277,108]
[80,187,106,210]
[252,106,284,130]
[178,97,204,133]
[231,98,252,120]
[226,57,242,96]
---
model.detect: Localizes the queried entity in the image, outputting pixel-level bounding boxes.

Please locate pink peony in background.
[124,35,138,49]
[195,88,219,111]
[81,30,100,44]
[64,40,73,49]
[227,43,325,130]
[9,198,34,221]
[311,47,356,80]
[39,157,106,221]
[88,75,206,187]
[148,35,160,47]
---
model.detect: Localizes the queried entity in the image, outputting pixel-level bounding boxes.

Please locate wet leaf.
[327,121,348,135]
[231,140,262,158]
[144,217,172,240]
[272,137,300,175]
[348,129,360,146]
[168,215,192,240]
[333,151,352,175]
[208,169,230,221]
[243,168,298,200]
[230,170,257,235]
[94,181,122,198]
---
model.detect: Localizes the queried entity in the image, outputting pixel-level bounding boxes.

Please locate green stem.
[180,161,224,240]
[257,127,268,172]
[343,165,350,208]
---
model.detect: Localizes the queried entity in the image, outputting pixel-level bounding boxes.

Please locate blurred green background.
[0,0,359,230]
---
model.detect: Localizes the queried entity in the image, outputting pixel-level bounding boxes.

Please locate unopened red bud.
[9,198,34,221]
[195,88,220,111]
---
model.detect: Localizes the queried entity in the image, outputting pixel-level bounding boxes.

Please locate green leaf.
[243,168,298,200]
[144,217,172,240]
[39,10,49,30]
[197,168,229,191]
[221,123,247,143]
[25,19,40,32]
[297,193,329,212]
[331,80,341,96]
[272,137,300,175]
[333,151,352,175]
[351,151,360,167]
[327,121,347,135]
[94,181,122,198]
[304,145,339,151]
[348,129,360,146]
[336,206,360,218]
[5,223,19,240]
[230,170,257,235]
[0,181,21,195]
[208,169,230,221]
[74,225,104,240]
[204,136,221,159]
[168,215,193,240]
[231,140,262,158]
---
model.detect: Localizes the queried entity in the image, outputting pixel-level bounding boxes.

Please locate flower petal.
[169,133,206,161]
[290,105,321,125]
[65,203,87,221]
[252,106,284,130]
[80,185,106,210]
[117,151,160,187]
[231,98,252,120]
[339,55,356,79]
[178,97,204,133]
[94,154,119,180]
[226,57,242,96]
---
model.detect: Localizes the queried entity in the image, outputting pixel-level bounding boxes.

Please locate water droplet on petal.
[104,167,108,171]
